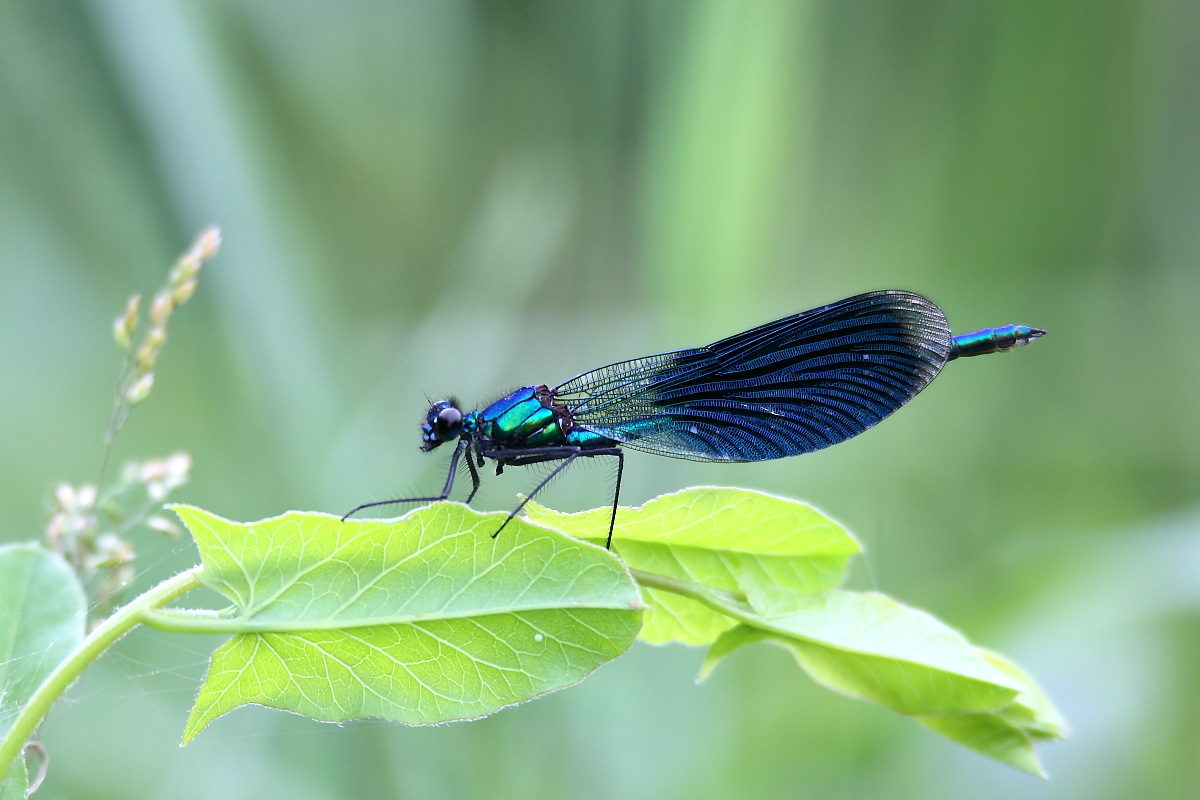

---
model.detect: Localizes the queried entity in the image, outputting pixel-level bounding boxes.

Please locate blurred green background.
[2,1,1198,797]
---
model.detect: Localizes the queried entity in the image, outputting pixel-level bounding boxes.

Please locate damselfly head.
[421,400,463,451]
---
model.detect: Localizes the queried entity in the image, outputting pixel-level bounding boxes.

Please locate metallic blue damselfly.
[345,290,1044,546]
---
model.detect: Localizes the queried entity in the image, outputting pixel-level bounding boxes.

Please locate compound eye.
[434,406,463,438]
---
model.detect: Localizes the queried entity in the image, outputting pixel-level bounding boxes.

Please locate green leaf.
[699,590,1063,775]
[171,504,642,741]
[917,711,1045,776]
[0,757,27,800]
[0,545,86,795]
[526,487,859,644]
[702,591,1019,713]
[913,649,1068,775]
[976,649,1068,740]
[636,589,742,645]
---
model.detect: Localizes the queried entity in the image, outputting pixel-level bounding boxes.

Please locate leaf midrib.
[152,600,639,634]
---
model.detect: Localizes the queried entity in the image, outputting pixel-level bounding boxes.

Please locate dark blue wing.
[553,291,951,461]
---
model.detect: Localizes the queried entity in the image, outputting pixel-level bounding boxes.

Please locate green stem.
[140,607,233,634]
[0,566,203,777]
[629,568,759,624]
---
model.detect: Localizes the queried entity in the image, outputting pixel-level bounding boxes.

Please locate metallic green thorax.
[477,385,613,450]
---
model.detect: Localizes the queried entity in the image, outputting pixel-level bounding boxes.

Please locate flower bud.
[125,372,154,405]
[146,324,166,350]
[197,226,221,261]
[163,452,192,488]
[135,342,158,371]
[77,484,98,509]
[146,515,183,538]
[112,294,140,351]
[55,482,75,508]
[172,279,198,305]
[149,292,173,326]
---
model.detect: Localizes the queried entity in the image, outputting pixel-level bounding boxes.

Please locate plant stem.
[0,566,203,777]
[630,568,757,623]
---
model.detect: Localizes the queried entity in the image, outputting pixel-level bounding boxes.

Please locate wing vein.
[553,291,951,462]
